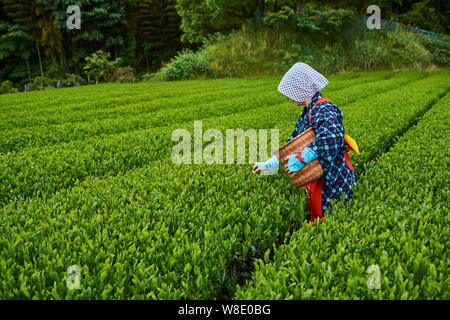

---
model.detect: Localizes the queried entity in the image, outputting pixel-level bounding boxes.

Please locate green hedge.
[0,71,448,299]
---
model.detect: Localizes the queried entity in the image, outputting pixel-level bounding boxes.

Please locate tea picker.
[252,62,359,223]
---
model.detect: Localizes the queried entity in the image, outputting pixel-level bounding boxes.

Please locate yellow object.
[344,134,360,155]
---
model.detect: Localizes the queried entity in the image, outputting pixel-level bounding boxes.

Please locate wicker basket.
[278,127,323,188]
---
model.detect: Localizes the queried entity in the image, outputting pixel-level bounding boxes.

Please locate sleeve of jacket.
[307,103,345,162]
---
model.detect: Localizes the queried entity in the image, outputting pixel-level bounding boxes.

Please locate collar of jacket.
[300,91,322,119]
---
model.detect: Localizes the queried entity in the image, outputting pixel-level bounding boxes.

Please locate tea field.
[0,70,448,299]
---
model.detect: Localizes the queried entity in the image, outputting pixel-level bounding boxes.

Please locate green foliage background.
[0,0,449,89]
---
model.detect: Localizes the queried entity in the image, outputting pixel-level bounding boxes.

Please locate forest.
[0,0,448,91]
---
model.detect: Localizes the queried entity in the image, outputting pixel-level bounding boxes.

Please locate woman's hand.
[252,155,280,174]
[285,147,319,174]
[285,154,304,174]
[252,162,266,174]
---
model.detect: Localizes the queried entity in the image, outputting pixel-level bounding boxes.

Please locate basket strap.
[345,145,354,171]
[296,153,306,164]
[309,97,330,125]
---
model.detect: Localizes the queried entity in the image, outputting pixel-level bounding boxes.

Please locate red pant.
[304,175,324,223]
[305,147,353,223]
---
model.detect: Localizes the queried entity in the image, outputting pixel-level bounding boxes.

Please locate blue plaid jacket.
[287,91,357,212]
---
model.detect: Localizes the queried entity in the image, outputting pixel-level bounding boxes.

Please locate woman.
[252,62,357,222]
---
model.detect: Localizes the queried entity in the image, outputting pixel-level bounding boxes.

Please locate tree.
[83,50,121,83]
[396,0,448,34]
[2,0,50,77]
[48,0,130,55]
[37,6,64,66]
[0,21,35,81]
[263,3,355,35]
[175,0,282,44]
[137,0,182,70]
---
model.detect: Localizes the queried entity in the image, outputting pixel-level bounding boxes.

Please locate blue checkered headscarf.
[278,62,329,102]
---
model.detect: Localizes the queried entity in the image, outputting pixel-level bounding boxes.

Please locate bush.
[200,21,445,77]
[83,51,136,84]
[140,73,154,81]
[83,50,121,84]
[62,74,87,87]
[29,76,55,90]
[109,66,135,83]
[0,80,18,94]
[263,4,354,35]
[160,50,213,81]
[27,74,87,90]
[388,32,432,69]
[44,66,87,88]
[204,26,350,77]
[416,35,450,66]
[139,72,161,82]
[352,39,390,71]
[45,64,67,80]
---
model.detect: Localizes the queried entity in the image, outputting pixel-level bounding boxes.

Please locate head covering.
[277,62,329,102]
